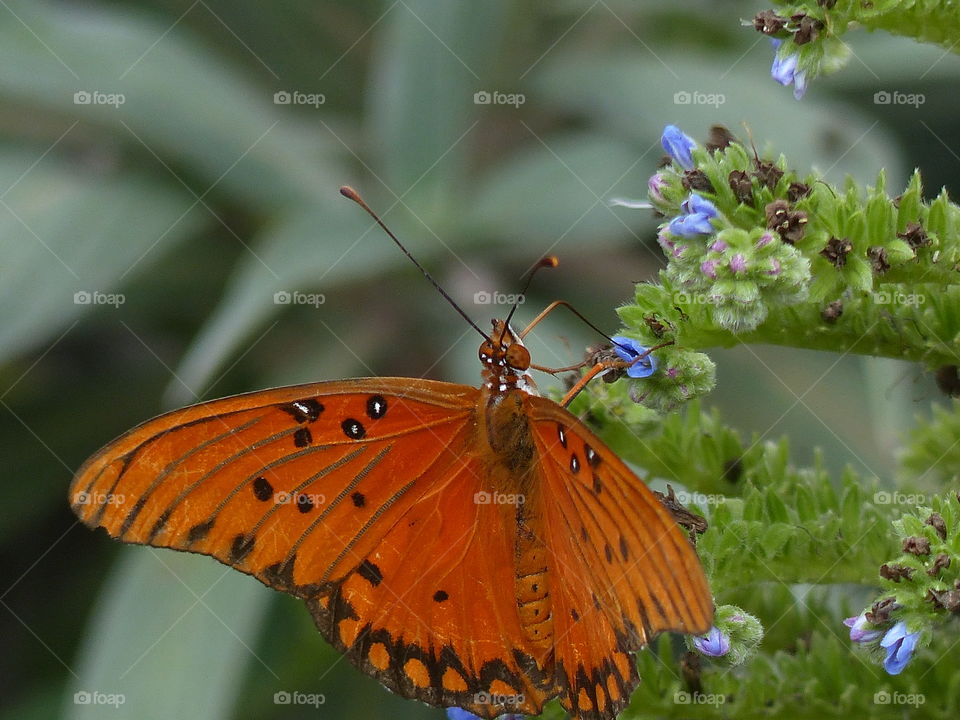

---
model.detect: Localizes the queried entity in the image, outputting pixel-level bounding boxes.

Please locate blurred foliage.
[2,1,960,719]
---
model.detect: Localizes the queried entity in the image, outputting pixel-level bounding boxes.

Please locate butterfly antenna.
[340,186,489,341]
[499,256,558,345]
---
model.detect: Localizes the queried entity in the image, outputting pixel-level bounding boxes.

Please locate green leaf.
[0,1,338,211]
[0,150,207,364]
[368,0,510,216]
[465,133,654,247]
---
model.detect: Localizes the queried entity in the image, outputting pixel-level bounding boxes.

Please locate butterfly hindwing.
[307,450,555,718]
[528,395,713,719]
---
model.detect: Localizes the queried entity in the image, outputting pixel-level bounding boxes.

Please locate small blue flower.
[770,39,808,100]
[667,193,719,236]
[611,335,658,378]
[446,711,522,720]
[661,124,697,170]
[693,626,731,657]
[843,612,883,644]
[880,621,919,675]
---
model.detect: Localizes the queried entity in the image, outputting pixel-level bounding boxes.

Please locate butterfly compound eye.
[505,343,531,370]
[478,340,496,363]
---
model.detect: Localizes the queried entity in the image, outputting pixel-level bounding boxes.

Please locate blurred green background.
[1,1,958,718]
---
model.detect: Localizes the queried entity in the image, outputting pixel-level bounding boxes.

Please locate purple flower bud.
[767,258,781,276]
[700,260,719,279]
[661,124,697,170]
[657,229,675,252]
[693,626,731,657]
[844,613,882,644]
[755,232,775,249]
[710,239,728,252]
[729,254,747,273]
[672,244,687,259]
[648,173,668,204]
[611,335,658,378]
[880,621,920,675]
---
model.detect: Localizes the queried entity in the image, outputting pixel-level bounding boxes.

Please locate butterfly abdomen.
[515,507,554,652]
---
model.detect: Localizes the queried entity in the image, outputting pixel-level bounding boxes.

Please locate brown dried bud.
[644,315,667,338]
[654,485,708,543]
[903,536,931,556]
[728,170,753,205]
[706,125,737,152]
[754,161,784,191]
[820,236,853,268]
[765,199,808,244]
[926,512,947,540]
[754,10,788,35]
[880,563,915,582]
[821,300,843,324]
[787,182,811,202]
[682,169,714,193]
[927,588,960,613]
[927,553,951,577]
[793,15,823,45]
[868,246,890,274]
[935,365,960,398]
[897,221,930,249]
[865,596,900,623]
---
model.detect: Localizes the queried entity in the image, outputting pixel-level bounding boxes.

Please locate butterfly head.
[478,320,538,395]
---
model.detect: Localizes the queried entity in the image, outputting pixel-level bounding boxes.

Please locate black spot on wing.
[281,399,324,423]
[230,534,255,562]
[342,418,366,439]
[366,395,387,419]
[351,491,366,508]
[358,559,383,586]
[253,476,273,501]
[293,427,313,447]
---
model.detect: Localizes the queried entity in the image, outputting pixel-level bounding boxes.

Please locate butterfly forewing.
[70,378,476,594]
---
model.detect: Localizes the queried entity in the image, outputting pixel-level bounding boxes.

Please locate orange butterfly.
[70,188,713,720]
